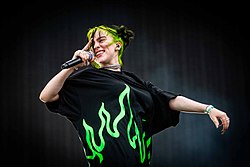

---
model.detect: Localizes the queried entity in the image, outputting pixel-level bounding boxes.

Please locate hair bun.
[111,25,135,48]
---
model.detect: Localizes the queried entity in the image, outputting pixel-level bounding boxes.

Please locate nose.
[93,42,100,50]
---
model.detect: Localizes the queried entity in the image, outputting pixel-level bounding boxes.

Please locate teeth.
[96,51,104,56]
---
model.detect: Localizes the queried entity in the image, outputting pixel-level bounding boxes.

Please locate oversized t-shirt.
[45,66,180,167]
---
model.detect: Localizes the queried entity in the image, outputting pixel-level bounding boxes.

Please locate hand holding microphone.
[61,50,95,69]
[61,39,96,70]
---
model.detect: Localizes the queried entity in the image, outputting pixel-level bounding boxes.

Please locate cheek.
[106,47,115,54]
[95,52,109,63]
[102,45,115,56]
[108,45,117,54]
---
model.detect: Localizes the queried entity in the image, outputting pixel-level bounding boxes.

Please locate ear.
[115,42,122,50]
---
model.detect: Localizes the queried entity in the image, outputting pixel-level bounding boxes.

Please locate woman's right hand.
[72,50,92,69]
[72,39,94,69]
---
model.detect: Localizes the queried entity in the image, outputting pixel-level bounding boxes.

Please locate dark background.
[1,1,249,166]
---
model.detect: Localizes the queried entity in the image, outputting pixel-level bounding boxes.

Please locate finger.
[79,51,92,61]
[72,50,89,68]
[221,117,230,135]
[82,38,93,51]
[73,50,83,59]
[219,115,229,133]
[210,115,219,128]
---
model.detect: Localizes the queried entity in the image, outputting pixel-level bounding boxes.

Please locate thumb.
[210,115,219,128]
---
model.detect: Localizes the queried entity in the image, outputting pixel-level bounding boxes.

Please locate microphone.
[61,51,94,69]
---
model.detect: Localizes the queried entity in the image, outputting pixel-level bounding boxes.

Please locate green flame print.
[82,84,148,164]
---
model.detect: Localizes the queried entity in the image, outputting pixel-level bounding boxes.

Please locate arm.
[39,50,88,103]
[39,50,91,103]
[39,68,75,103]
[169,96,230,134]
[39,40,93,103]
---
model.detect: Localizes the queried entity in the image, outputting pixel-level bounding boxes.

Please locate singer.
[39,25,230,167]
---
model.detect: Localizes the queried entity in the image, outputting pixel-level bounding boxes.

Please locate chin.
[96,58,109,65]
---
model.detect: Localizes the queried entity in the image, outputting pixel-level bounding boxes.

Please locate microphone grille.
[87,51,94,60]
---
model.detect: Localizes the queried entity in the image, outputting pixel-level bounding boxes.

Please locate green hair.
[86,25,134,67]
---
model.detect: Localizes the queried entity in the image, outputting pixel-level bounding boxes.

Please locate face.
[90,29,120,67]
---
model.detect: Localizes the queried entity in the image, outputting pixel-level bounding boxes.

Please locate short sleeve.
[45,79,81,121]
[145,81,180,135]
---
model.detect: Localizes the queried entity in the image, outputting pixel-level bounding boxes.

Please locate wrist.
[73,66,79,71]
[204,105,214,114]
[61,66,75,74]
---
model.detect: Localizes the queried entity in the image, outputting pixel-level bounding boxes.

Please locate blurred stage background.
[1,1,249,166]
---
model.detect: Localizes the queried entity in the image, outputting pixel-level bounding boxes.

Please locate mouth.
[95,50,104,58]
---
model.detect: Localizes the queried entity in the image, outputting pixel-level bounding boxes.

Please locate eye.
[97,36,107,43]
[99,38,105,43]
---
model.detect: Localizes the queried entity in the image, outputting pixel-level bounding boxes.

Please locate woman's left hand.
[209,108,230,135]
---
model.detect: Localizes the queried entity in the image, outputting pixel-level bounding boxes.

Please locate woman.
[39,25,230,167]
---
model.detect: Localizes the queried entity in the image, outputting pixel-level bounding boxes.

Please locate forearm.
[39,68,74,103]
[169,95,208,114]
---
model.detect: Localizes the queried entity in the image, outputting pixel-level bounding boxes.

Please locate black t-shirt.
[46,66,180,167]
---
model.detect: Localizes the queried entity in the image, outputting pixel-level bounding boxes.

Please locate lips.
[95,50,104,57]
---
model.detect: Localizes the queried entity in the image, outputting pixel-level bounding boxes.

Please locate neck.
[101,64,121,71]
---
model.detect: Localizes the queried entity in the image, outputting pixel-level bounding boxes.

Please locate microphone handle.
[61,57,82,69]
[61,51,94,70]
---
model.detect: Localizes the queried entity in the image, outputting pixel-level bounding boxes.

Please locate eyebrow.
[90,35,107,51]
[96,35,107,41]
